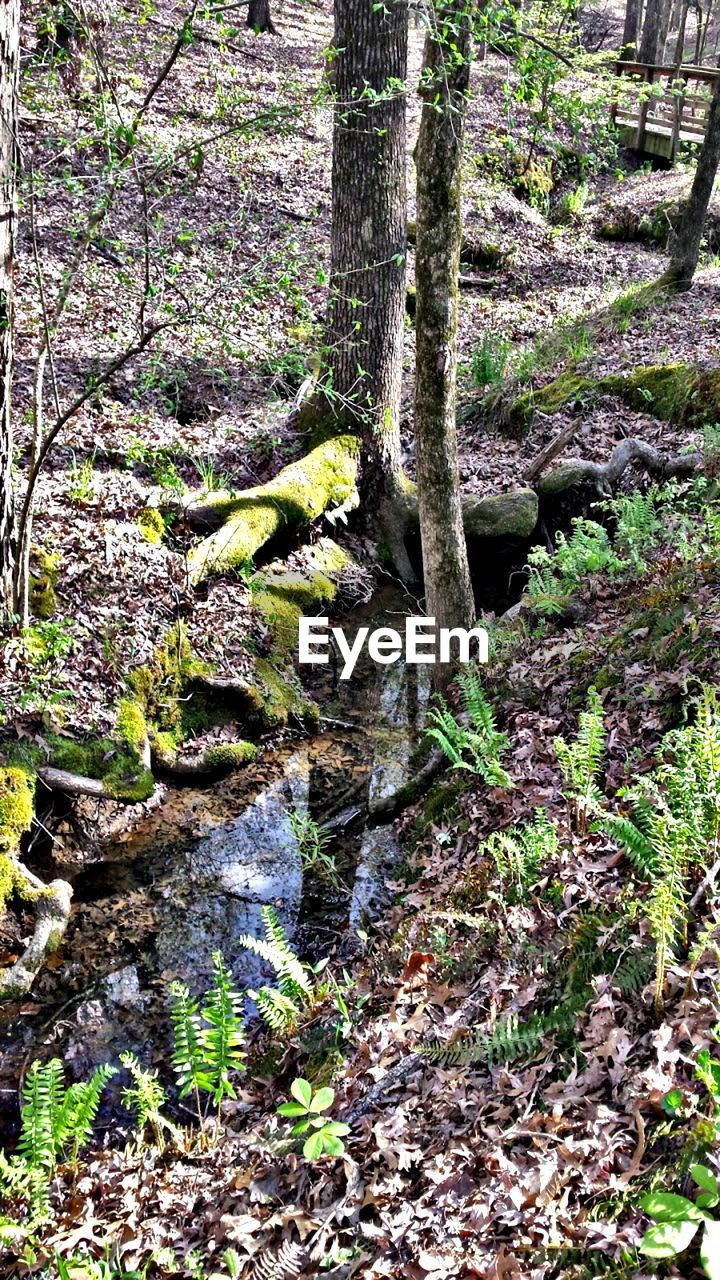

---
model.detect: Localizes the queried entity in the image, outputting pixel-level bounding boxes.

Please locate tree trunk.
[414,0,476,693]
[639,0,671,62]
[622,0,642,57]
[322,0,408,500]
[247,0,276,34]
[0,0,19,625]
[662,80,720,289]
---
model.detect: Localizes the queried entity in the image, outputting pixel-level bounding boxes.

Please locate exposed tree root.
[37,767,112,799]
[0,859,72,1001]
[183,435,360,583]
[537,437,703,497]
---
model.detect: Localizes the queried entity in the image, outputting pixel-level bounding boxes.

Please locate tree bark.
[639,0,671,62]
[414,0,477,692]
[323,0,408,500]
[247,0,276,34]
[622,0,642,57]
[663,80,720,289]
[0,0,19,625]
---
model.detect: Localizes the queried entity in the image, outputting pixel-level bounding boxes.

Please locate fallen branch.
[37,767,111,799]
[523,420,578,482]
[0,861,72,1001]
[537,438,703,498]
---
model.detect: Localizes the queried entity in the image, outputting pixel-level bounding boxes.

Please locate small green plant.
[120,1052,179,1153]
[484,809,558,903]
[471,334,510,389]
[169,952,246,1132]
[639,1168,720,1274]
[0,1058,116,1226]
[554,180,589,225]
[67,451,97,504]
[189,453,232,495]
[425,666,513,788]
[289,807,343,890]
[602,488,662,573]
[600,687,720,1010]
[239,905,315,1031]
[277,1078,350,1159]
[554,687,605,833]
[525,519,620,616]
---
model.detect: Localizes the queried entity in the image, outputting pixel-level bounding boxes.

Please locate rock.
[154,751,309,991]
[104,965,146,1009]
[349,826,405,929]
[367,662,432,814]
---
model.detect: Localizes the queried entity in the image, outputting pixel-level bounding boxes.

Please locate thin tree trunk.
[414,0,476,693]
[663,79,720,288]
[0,0,19,626]
[622,0,642,57]
[323,0,408,500]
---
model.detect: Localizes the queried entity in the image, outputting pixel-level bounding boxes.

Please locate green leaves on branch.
[277,1079,350,1160]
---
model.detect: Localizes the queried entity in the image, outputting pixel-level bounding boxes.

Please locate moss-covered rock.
[249,657,315,731]
[512,156,554,208]
[128,622,210,737]
[138,508,166,544]
[29,548,60,620]
[187,435,360,583]
[203,741,257,770]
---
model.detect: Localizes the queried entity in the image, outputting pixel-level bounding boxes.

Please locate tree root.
[537,437,703,497]
[37,766,112,799]
[182,435,360,583]
[0,860,72,1001]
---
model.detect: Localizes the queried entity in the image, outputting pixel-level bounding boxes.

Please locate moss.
[510,364,720,430]
[251,658,307,730]
[510,372,593,430]
[127,622,210,735]
[116,698,148,756]
[0,766,34,856]
[138,508,166,544]
[513,156,554,207]
[251,541,349,653]
[103,759,155,802]
[29,548,60,620]
[415,775,468,837]
[204,741,257,771]
[188,435,360,582]
[150,729,179,767]
[51,738,111,777]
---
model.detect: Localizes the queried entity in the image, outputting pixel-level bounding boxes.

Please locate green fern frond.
[426,669,513,788]
[238,906,313,1021]
[59,1063,118,1164]
[599,812,657,876]
[251,986,302,1032]
[199,953,246,1105]
[169,980,214,1103]
[554,687,605,831]
[17,1059,63,1173]
[421,1000,579,1069]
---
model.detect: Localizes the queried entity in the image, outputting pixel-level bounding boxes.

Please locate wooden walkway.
[612,60,720,160]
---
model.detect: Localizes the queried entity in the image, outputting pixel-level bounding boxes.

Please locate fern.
[200,952,246,1108]
[2,1057,115,1225]
[426,667,513,788]
[607,488,662,573]
[120,1052,178,1152]
[484,809,557,902]
[422,1000,579,1068]
[252,1239,308,1280]
[525,519,620,616]
[554,687,605,832]
[239,905,314,1032]
[170,980,213,1125]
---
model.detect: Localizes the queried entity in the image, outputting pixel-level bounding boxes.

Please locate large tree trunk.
[322,0,408,500]
[663,81,720,289]
[414,0,476,693]
[639,0,671,61]
[622,0,642,57]
[0,0,19,625]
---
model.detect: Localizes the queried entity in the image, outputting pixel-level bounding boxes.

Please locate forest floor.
[3,0,720,1277]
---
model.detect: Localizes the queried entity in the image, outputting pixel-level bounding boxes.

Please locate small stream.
[0,586,432,1101]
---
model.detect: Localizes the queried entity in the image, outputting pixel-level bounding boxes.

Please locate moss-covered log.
[185,436,360,583]
[510,364,720,432]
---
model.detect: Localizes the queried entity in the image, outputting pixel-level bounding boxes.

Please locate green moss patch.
[138,508,166,544]
[188,435,360,582]
[203,741,257,771]
[29,548,60,620]
[0,767,34,856]
[511,364,720,431]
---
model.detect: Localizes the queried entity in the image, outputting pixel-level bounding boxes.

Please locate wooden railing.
[611,60,720,160]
